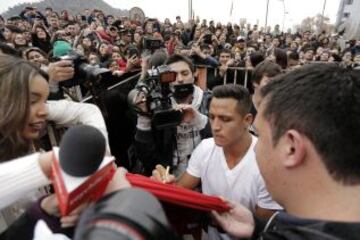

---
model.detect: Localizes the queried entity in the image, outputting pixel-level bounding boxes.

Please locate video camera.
[128,65,183,130]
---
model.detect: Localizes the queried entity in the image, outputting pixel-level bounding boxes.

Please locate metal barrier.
[81,72,141,103]
[194,65,253,90]
[41,71,141,150]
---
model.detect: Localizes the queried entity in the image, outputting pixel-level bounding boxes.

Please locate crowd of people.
[1,6,360,80]
[0,5,360,240]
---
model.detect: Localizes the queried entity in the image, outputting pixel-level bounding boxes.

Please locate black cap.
[59,125,106,177]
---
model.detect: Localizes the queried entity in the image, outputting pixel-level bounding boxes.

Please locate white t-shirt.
[187,136,281,240]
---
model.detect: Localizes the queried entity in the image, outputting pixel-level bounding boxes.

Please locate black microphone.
[59,125,106,177]
[51,125,116,216]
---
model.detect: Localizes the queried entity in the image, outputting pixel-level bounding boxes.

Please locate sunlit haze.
[0,0,341,30]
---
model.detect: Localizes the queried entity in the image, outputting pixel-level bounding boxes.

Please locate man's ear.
[193,68,199,78]
[193,69,199,84]
[244,113,253,127]
[281,130,306,168]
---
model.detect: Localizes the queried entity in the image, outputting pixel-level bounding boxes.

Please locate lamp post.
[321,0,327,31]
[279,0,288,32]
[188,0,193,21]
[265,0,270,29]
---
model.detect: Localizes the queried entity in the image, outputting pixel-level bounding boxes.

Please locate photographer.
[133,54,212,176]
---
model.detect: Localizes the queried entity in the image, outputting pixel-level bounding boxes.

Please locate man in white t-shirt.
[153,84,280,240]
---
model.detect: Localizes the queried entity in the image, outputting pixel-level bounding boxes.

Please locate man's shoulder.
[187,138,218,176]
[197,138,216,150]
[244,135,258,162]
[191,138,218,160]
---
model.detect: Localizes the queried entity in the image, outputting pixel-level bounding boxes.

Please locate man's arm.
[152,165,200,190]
[175,171,200,189]
[256,174,282,219]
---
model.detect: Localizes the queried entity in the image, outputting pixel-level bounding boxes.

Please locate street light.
[265,0,270,30]
[265,0,288,32]
[321,0,327,32]
[188,0,193,21]
[279,0,287,32]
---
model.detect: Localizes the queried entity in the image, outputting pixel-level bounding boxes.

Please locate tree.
[299,14,334,34]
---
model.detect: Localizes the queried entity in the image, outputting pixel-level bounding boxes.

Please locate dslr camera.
[128,65,183,130]
[52,50,111,87]
[143,36,162,51]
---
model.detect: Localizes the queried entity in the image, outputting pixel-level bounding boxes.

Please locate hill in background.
[1,0,129,19]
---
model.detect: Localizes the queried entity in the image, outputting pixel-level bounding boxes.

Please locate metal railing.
[194,65,253,90]
[41,71,142,149]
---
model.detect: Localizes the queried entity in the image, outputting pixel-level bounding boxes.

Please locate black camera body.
[128,65,182,130]
[53,50,111,87]
[143,36,162,51]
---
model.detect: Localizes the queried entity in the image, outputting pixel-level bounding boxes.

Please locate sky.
[0,0,341,30]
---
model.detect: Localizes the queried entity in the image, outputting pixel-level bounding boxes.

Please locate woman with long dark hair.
[31,25,52,54]
[0,53,109,239]
[0,54,48,161]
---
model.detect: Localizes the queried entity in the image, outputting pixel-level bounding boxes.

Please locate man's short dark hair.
[302,45,315,53]
[165,54,194,73]
[199,43,211,51]
[252,60,281,85]
[249,51,265,68]
[219,48,232,56]
[212,84,252,116]
[288,51,299,61]
[274,48,288,70]
[261,63,360,185]
[64,21,76,28]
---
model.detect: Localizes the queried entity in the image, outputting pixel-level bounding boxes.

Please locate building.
[336,0,360,39]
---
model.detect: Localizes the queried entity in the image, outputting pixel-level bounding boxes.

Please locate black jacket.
[254,212,360,240]
[133,89,212,176]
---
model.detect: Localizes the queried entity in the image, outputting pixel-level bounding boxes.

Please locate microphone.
[51,125,116,216]
[59,125,105,177]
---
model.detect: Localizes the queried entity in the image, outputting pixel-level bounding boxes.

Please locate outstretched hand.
[211,200,255,238]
